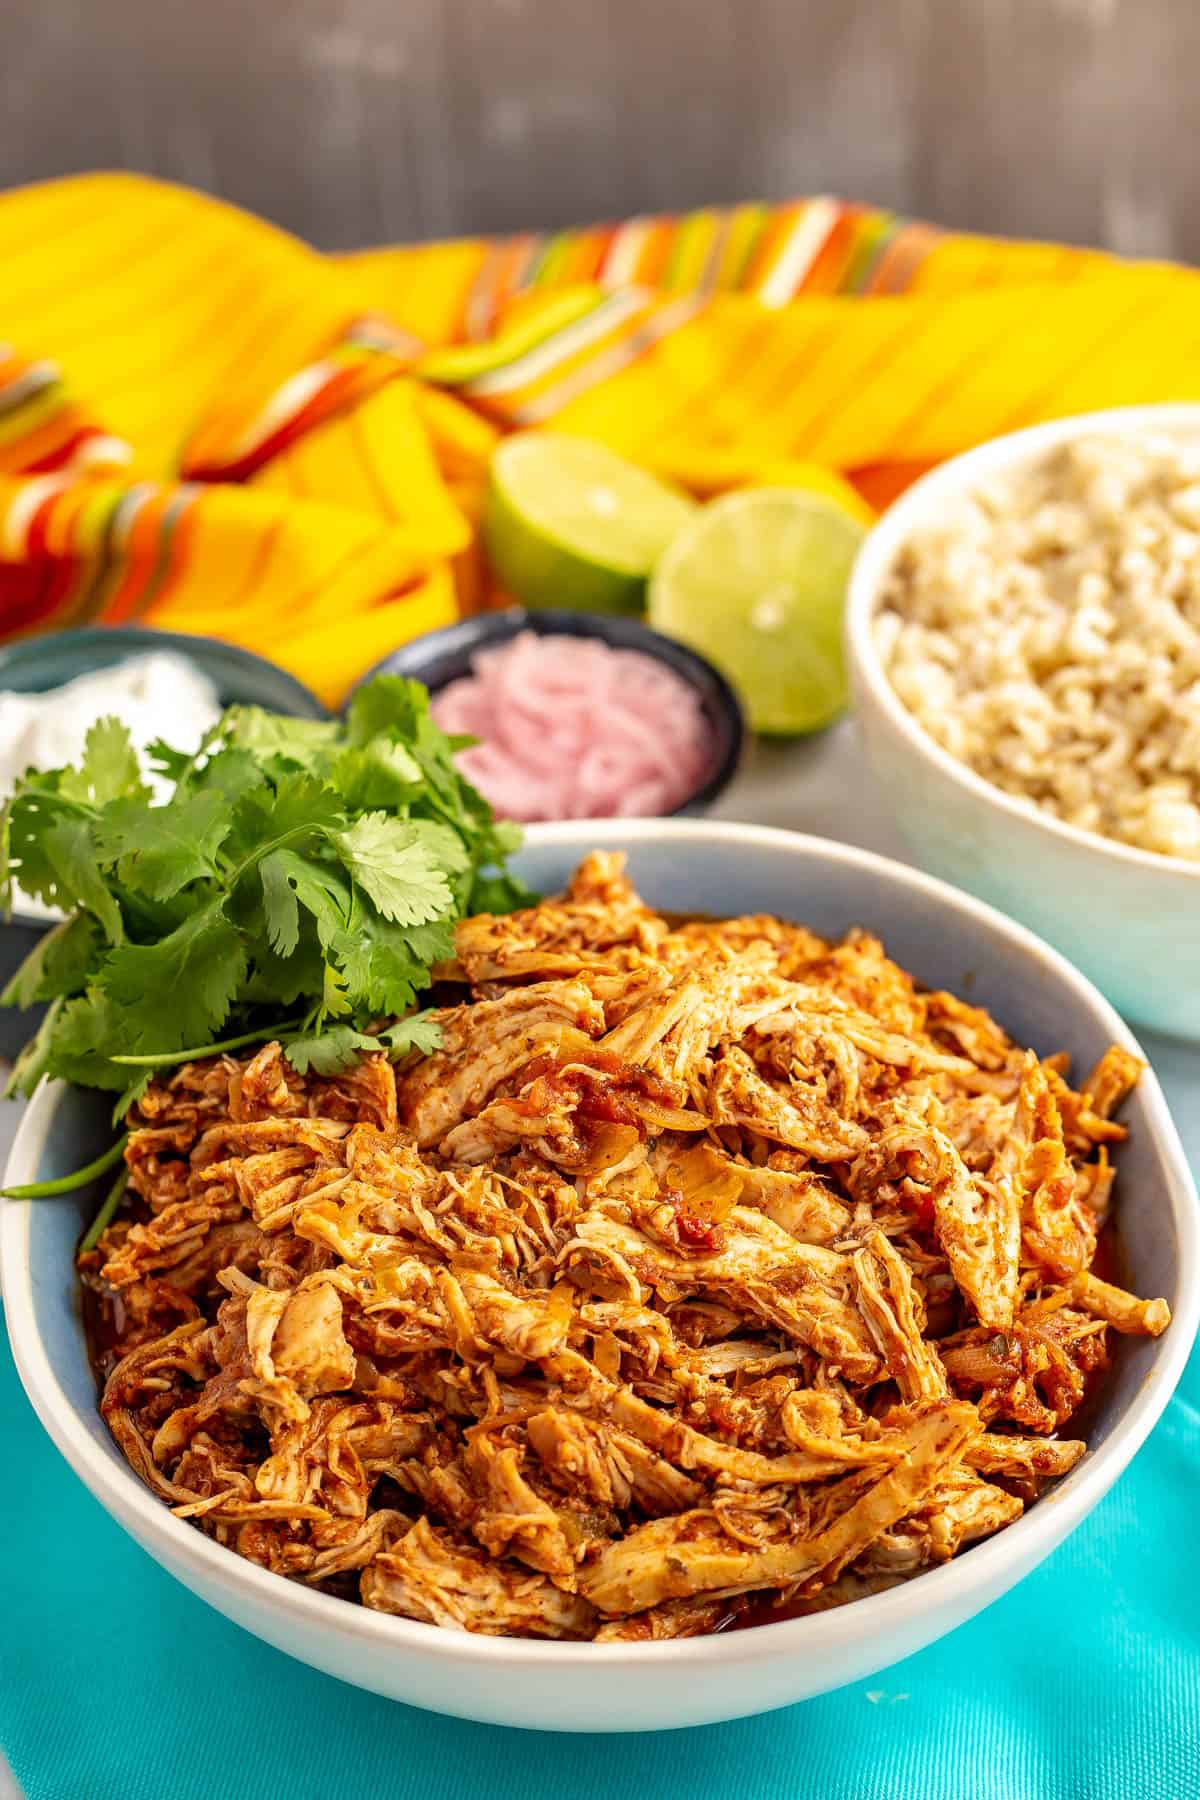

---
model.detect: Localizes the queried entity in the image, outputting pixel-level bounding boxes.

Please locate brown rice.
[875,431,1200,862]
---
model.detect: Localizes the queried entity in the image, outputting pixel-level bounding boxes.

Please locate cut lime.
[484,433,698,614]
[648,487,867,735]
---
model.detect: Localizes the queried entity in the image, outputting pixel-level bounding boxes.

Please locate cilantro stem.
[3,995,64,1100]
[1,1131,128,1199]
[225,825,327,891]
[110,1017,307,1068]
[80,1167,129,1253]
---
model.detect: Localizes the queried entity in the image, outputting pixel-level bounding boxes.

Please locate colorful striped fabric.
[0,173,1196,702]
[0,346,131,477]
[181,315,425,483]
[454,198,946,337]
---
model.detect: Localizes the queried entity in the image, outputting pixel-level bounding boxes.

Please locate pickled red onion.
[430,631,711,821]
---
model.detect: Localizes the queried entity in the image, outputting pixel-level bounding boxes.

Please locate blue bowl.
[0,629,327,1059]
[0,627,327,719]
[355,608,746,817]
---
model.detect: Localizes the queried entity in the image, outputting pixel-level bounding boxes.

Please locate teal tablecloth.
[4,1023,1199,1800]
[3,1306,1200,1798]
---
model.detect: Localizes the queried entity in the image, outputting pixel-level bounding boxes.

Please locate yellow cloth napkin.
[3,173,1200,704]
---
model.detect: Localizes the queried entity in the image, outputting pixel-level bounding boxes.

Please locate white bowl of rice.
[845,405,1200,1041]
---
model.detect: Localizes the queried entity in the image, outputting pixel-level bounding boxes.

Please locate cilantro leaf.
[193,747,268,807]
[51,990,128,1089]
[284,1025,383,1076]
[98,901,247,1053]
[330,914,453,1016]
[259,847,351,949]
[403,919,459,964]
[118,886,199,941]
[226,708,339,765]
[6,995,66,1098]
[0,673,528,1111]
[322,961,352,1017]
[404,818,472,875]
[470,865,539,915]
[58,717,147,806]
[330,740,422,811]
[258,850,300,957]
[145,720,224,789]
[243,930,328,1008]
[331,914,427,1016]
[344,674,427,749]
[377,1010,442,1057]
[3,787,78,910]
[228,772,346,870]
[334,813,451,925]
[144,738,193,784]
[112,1068,153,1124]
[94,790,230,900]
[43,819,124,944]
[1,911,98,1008]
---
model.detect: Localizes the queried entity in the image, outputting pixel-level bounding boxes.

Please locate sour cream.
[0,652,222,919]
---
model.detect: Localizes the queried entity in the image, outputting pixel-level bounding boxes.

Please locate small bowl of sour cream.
[0,628,326,1055]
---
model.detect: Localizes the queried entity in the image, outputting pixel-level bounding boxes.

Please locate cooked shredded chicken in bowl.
[81,853,1171,1640]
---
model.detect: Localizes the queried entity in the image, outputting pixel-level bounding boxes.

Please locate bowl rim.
[845,402,1200,885]
[0,624,328,719]
[351,606,747,818]
[2,816,1197,1674]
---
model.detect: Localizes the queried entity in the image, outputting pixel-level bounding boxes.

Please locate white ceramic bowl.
[845,404,1200,1041]
[2,820,1197,1732]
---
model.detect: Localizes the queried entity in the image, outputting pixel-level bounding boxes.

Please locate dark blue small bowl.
[355,608,746,817]
[0,629,327,1060]
[0,627,327,721]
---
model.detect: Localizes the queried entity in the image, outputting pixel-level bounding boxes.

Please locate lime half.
[649,487,867,734]
[485,433,697,614]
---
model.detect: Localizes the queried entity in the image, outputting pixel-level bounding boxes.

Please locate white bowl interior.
[4,821,1197,1730]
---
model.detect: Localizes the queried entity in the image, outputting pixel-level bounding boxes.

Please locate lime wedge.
[485,433,698,614]
[648,487,867,734]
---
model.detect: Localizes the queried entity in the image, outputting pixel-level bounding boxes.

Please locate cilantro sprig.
[0,675,529,1117]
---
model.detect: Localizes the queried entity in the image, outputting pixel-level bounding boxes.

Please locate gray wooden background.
[1,0,1191,258]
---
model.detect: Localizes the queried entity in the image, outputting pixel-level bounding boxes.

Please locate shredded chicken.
[80,852,1169,1639]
